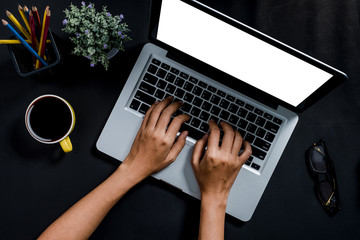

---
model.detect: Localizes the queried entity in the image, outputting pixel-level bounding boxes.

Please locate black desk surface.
[1,0,359,239]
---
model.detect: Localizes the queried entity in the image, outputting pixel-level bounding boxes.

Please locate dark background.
[1,0,359,239]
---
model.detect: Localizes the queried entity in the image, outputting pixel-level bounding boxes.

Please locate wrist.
[201,192,228,211]
[116,157,148,186]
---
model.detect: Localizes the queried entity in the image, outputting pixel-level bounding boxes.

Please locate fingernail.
[166,96,173,100]
[154,100,160,105]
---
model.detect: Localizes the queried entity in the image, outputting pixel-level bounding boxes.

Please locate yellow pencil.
[0,39,51,44]
[36,7,50,69]
[5,10,31,40]
[18,5,31,33]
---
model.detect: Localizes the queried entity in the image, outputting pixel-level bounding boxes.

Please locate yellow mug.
[25,94,75,153]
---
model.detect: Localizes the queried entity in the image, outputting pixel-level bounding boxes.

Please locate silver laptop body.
[97,0,346,221]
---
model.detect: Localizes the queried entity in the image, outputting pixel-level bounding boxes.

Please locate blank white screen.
[157,0,333,107]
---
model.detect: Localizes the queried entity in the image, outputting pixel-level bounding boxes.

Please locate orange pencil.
[35,8,50,69]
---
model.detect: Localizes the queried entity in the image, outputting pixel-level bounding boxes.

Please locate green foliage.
[62,2,131,70]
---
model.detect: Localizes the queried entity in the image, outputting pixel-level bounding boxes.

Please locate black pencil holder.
[7,30,60,77]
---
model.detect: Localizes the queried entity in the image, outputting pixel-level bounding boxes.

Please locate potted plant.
[62,1,131,70]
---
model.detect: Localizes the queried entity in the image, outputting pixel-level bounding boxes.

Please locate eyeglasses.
[306,139,340,215]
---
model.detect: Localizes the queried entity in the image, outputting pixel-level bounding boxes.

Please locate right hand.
[191,120,252,205]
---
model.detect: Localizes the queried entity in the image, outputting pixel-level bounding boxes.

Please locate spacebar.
[179,123,205,141]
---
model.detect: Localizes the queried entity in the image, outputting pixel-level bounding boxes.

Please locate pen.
[2,19,47,66]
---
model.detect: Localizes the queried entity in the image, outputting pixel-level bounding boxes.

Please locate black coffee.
[28,97,72,142]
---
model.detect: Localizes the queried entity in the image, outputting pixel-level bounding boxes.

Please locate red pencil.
[32,6,42,33]
[29,10,37,65]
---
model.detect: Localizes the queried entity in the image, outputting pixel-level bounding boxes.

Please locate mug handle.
[59,136,73,153]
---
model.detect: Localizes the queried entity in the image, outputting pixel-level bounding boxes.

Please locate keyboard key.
[139,103,150,114]
[219,99,230,109]
[201,102,212,111]
[192,86,203,96]
[139,82,156,95]
[184,92,194,103]
[265,121,280,134]
[180,72,189,79]
[210,95,221,105]
[226,94,235,102]
[254,108,264,116]
[200,122,209,132]
[210,116,220,124]
[157,80,167,89]
[255,128,266,138]
[190,118,201,128]
[199,111,210,121]
[210,106,221,116]
[165,73,176,83]
[251,163,261,170]
[201,90,212,100]
[151,58,161,66]
[190,107,201,117]
[254,138,271,151]
[174,77,185,87]
[265,132,275,142]
[174,88,185,98]
[155,89,165,99]
[237,119,248,130]
[199,81,208,88]
[255,117,266,127]
[130,99,141,111]
[219,110,230,121]
[236,99,245,106]
[143,73,158,85]
[189,76,198,84]
[245,156,253,165]
[246,123,257,133]
[217,90,226,97]
[147,64,158,74]
[135,91,156,105]
[246,112,257,122]
[274,117,283,125]
[165,84,176,94]
[245,103,254,111]
[228,114,239,125]
[179,123,204,140]
[207,85,217,93]
[252,147,266,160]
[184,82,194,92]
[161,63,170,70]
[156,68,167,79]
[237,108,248,118]
[244,133,255,143]
[229,103,239,114]
[170,67,180,75]
[264,113,273,120]
[182,102,192,113]
[193,97,203,107]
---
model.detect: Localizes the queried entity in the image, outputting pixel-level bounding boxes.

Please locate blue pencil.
[2,19,47,67]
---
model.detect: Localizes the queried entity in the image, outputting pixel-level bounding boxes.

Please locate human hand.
[191,120,252,205]
[121,97,190,182]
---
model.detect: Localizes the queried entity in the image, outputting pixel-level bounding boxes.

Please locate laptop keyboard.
[129,57,283,173]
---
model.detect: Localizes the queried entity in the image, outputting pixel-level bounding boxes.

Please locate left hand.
[122,96,190,181]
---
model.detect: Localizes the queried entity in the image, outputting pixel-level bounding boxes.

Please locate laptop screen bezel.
[148,0,347,113]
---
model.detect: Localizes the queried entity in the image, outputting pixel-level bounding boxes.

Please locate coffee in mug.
[25,94,75,153]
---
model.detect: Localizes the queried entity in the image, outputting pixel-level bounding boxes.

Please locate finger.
[219,121,235,152]
[207,119,220,149]
[146,96,173,128]
[141,100,159,129]
[238,140,252,164]
[166,131,188,163]
[231,130,243,156]
[166,113,190,137]
[156,100,183,130]
[191,134,209,169]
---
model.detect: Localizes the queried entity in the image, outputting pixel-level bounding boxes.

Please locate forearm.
[198,195,227,240]
[38,161,143,240]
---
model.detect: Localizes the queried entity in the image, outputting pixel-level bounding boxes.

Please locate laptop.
[96,0,347,221]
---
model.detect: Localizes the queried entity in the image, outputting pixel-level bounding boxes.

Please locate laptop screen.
[156,0,334,108]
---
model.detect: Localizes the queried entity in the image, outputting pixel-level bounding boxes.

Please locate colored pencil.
[23,6,30,19]
[5,10,31,40]
[29,11,37,64]
[35,8,50,69]
[2,19,47,66]
[0,39,50,44]
[31,6,42,33]
[18,5,30,33]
